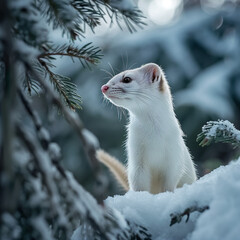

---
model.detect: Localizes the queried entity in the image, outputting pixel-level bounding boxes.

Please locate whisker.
[108,62,116,76]
[121,51,129,71]
[103,76,110,81]
[100,68,113,78]
[127,90,153,101]
[126,52,129,70]
[102,96,109,105]
[129,62,137,70]
[129,89,160,100]
[121,53,125,71]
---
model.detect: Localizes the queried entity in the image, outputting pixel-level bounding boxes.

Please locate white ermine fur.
[97,63,197,193]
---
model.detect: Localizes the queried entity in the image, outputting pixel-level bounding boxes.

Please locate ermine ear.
[141,63,161,84]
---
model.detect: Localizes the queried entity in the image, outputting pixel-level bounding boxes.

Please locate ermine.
[97,63,197,194]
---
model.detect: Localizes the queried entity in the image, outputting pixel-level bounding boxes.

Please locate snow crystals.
[106,158,240,240]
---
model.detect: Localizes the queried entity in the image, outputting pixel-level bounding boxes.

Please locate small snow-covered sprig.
[170,205,209,227]
[197,120,240,148]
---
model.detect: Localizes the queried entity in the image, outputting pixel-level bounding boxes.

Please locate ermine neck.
[131,90,175,117]
[129,98,179,133]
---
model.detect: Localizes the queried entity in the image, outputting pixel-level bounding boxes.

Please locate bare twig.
[170,205,209,226]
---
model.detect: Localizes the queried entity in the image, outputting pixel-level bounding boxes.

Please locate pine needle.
[197,120,240,148]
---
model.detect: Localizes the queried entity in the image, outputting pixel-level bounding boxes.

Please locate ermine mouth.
[107,95,121,99]
[103,88,126,100]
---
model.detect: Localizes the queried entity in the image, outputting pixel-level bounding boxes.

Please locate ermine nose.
[101,85,109,93]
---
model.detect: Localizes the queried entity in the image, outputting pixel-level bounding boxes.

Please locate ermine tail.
[96,149,129,191]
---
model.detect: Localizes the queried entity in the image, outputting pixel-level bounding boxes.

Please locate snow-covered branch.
[14,122,131,240]
[197,120,240,148]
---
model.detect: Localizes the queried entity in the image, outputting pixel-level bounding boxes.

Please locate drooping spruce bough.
[0,0,149,239]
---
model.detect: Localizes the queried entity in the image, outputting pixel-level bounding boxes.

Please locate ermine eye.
[122,77,132,83]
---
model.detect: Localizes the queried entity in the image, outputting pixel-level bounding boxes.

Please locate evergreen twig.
[39,59,82,110]
[197,120,240,148]
[22,71,41,96]
[38,43,102,65]
[38,0,146,40]
[36,43,102,110]
[39,0,84,40]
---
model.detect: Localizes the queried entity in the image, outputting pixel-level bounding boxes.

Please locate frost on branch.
[1,93,128,240]
[197,120,240,148]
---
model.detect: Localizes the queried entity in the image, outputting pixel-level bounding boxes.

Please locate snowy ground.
[106,157,240,240]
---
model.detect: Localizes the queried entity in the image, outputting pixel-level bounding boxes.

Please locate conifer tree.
[0,0,150,239]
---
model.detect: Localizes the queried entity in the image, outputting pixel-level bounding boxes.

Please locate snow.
[69,170,131,240]
[38,127,50,142]
[105,158,240,240]
[31,216,52,240]
[9,0,48,45]
[14,39,40,61]
[1,213,21,239]
[204,120,240,140]
[82,128,100,149]
[48,142,61,160]
[56,0,80,28]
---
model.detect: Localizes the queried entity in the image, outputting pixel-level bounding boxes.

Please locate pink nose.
[101,85,109,93]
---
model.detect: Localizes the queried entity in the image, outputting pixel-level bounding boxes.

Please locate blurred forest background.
[37,0,240,198]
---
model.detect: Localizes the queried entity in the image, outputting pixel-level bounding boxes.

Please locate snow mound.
[106,158,240,240]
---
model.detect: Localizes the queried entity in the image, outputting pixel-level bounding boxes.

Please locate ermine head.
[101,63,167,112]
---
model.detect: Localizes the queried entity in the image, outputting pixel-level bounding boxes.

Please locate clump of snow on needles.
[205,120,240,141]
[106,158,240,240]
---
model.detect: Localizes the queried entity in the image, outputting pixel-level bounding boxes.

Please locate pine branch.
[38,0,145,40]
[10,0,48,47]
[22,71,41,96]
[38,0,84,40]
[36,43,102,110]
[71,0,102,31]
[115,8,146,33]
[100,0,146,33]
[15,123,121,240]
[22,59,103,178]
[170,205,209,226]
[15,90,128,239]
[38,59,82,110]
[127,220,152,240]
[38,43,102,66]
[72,0,146,35]
[197,120,240,148]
